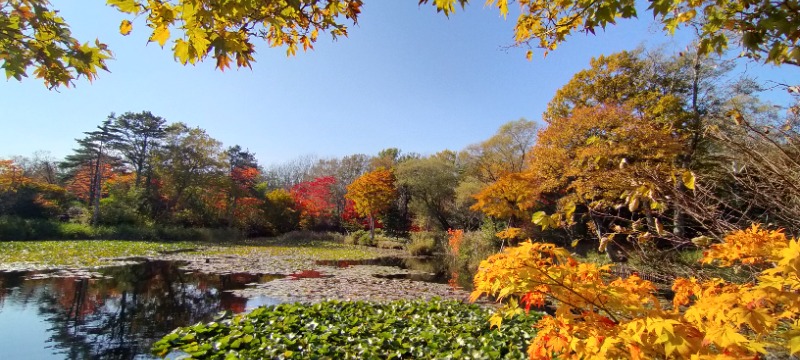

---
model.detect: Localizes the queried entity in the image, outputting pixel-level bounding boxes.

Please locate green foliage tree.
[461,119,539,185]
[111,111,168,188]
[262,188,299,235]
[396,152,462,231]
[153,122,226,226]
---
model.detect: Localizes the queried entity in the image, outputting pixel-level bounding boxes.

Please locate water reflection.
[0,261,282,360]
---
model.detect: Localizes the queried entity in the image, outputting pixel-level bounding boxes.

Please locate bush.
[376,238,405,250]
[0,216,62,240]
[344,229,368,245]
[406,231,445,256]
[275,230,342,243]
[0,216,243,242]
[445,229,501,274]
[66,205,90,224]
[357,231,374,246]
[57,223,96,239]
[406,231,446,255]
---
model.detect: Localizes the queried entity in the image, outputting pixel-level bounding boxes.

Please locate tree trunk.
[673,53,703,240]
[369,214,375,241]
[92,151,103,226]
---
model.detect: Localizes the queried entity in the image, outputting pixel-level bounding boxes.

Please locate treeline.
[0,109,536,240]
[2,47,799,255]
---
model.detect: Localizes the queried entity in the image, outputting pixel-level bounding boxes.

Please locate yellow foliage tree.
[471,224,800,359]
[345,168,396,240]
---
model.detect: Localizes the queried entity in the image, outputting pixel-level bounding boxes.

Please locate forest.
[3,0,800,358]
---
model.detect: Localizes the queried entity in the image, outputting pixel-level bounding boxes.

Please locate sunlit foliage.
[471,224,800,358]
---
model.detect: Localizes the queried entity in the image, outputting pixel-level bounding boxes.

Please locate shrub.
[0,216,34,240]
[406,231,446,255]
[344,229,368,246]
[66,205,90,224]
[357,231,374,246]
[56,222,95,239]
[471,225,800,358]
[450,230,500,272]
[376,238,405,250]
[276,230,341,243]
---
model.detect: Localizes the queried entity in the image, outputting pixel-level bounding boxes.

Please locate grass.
[197,241,396,261]
[0,236,404,269]
[0,240,199,268]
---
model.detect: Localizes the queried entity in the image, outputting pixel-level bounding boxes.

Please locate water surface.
[0,261,281,359]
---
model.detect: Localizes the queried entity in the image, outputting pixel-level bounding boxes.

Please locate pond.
[0,261,284,359]
[0,256,466,359]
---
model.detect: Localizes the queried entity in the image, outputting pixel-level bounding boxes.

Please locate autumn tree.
[290,176,337,229]
[223,146,261,229]
[345,168,397,240]
[1,0,362,88]
[470,224,800,358]
[422,0,800,66]
[461,119,539,184]
[306,154,371,228]
[0,159,64,217]
[530,104,685,244]
[61,117,123,224]
[6,0,798,88]
[471,172,540,226]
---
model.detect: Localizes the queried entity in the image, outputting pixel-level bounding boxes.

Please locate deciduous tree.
[345,168,397,239]
[290,176,337,229]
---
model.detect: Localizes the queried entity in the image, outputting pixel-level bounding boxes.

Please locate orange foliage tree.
[345,168,397,240]
[472,104,690,249]
[1,159,65,217]
[470,224,800,359]
[65,163,115,205]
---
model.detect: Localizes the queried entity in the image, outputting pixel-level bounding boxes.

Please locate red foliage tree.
[290,176,337,228]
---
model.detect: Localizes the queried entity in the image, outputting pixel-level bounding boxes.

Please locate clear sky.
[0,1,797,166]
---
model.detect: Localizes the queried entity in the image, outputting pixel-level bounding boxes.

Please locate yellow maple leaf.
[119,20,133,35]
[150,26,170,47]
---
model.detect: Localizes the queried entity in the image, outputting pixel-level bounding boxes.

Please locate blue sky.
[0,1,797,166]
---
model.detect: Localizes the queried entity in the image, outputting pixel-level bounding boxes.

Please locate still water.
[0,261,282,359]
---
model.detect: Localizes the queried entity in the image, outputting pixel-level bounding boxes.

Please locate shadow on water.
[0,261,282,360]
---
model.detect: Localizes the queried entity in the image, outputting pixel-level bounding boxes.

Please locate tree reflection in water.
[0,261,282,359]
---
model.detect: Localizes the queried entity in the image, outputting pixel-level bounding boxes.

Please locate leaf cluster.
[152,298,540,359]
[108,0,363,69]
[471,224,800,358]
[0,0,112,88]
[345,168,396,218]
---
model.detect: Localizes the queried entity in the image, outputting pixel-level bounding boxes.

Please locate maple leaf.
[119,20,133,35]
